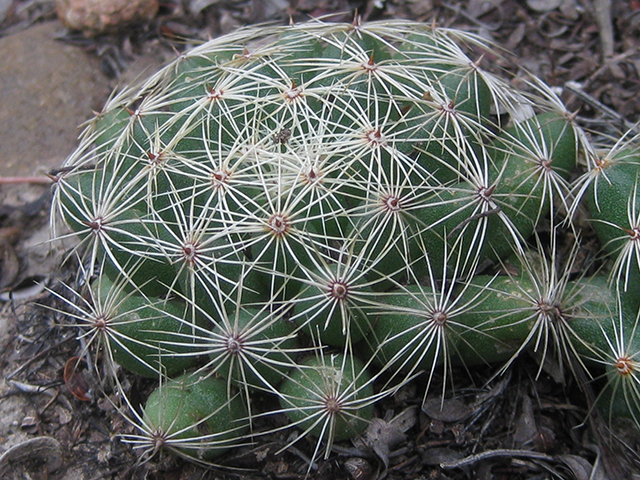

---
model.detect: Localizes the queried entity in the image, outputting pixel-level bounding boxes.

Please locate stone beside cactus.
[50,18,640,468]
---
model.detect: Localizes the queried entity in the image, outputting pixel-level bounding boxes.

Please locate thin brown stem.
[0,176,52,185]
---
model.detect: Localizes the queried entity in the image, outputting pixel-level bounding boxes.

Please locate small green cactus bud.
[142,372,249,461]
[585,148,640,308]
[92,273,199,377]
[293,262,374,346]
[278,353,374,443]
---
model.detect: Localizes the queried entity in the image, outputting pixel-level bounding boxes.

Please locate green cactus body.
[142,373,249,461]
[565,276,640,426]
[564,275,637,362]
[278,353,374,442]
[294,267,373,347]
[92,274,198,377]
[391,31,493,185]
[165,222,268,311]
[91,107,132,151]
[597,333,640,426]
[366,283,466,377]
[108,297,199,377]
[49,18,638,466]
[486,112,576,254]
[492,113,577,183]
[52,19,549,302]
[586,150,640,308]
[354,183,431,289]
[201,305,299,390]
[451,274,539,366]
[412,179,531,275]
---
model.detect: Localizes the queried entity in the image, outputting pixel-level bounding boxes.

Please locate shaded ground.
[0,0,639,479]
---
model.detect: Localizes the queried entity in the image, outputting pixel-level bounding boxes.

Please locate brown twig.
[564,81,639,134]
[440,448,556,469]
[0,176,53,185]
[590,0,615,59]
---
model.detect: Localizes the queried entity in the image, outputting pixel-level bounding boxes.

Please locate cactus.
[278,352,376,453]
[129,372,250,462]
[579,140,640,309]
[50,17,640,472]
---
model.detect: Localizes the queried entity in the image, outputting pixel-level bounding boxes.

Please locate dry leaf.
[422,396,472,423]
[187,0,222,15]
[526,0,563,12]
[389,406,418,432]
[558,454,609,480]
[421,447,466,467]
[467,0,504,18]
[344,457,373,480]
[513,394,537,445]
[363,417,407,468]
[0,437,63,477]
[64,356,92,402]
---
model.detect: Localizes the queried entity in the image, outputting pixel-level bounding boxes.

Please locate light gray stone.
[0,21,110,178]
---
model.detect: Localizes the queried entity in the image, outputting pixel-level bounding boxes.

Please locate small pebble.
[56,0,159,36]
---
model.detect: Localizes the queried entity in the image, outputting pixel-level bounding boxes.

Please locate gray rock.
[0,21,110,178]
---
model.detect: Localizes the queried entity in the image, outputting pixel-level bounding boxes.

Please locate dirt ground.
[1,0,640,479]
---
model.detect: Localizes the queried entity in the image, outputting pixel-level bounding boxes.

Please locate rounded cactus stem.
[597,335,640,427]
[493,112,578,180]
[201,305,299,390]
[142,372,249,461]
[565,275,638,363]
[293,262,373,347]
[92,273,199,378]
[491,111,577,221]
[365,281,474,382]
[585,148,640,308]
[278,353,374,443]
[451,274,541,367]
